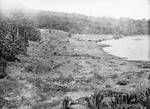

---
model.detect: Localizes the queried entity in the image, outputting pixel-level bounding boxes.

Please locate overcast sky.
[1,0,150,19]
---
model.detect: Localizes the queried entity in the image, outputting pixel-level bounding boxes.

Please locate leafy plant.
[85,91,104,109]
[116,79,129,86]
[139,88,150,109]
[61,97,72,109]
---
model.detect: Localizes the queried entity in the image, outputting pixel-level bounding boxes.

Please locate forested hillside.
[34,11,149,35]
[3,9,150,35]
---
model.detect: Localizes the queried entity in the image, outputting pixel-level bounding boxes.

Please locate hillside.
[0,29,149,109]
[2,9,150,35]
[0,8,150,109]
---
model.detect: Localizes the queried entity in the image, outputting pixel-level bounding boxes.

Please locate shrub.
[93,73,105,82]
[0,21,28,59]
[61,97,72,109]
[110,74,118,79]
[27,27,41,42]
[116,79,129,86]
[24,64,34,72]
[35,62,51,74]
[85,91,104,109]
[0,96,8,108]
[139,88,150,108]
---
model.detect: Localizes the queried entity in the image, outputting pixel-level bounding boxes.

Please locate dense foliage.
[3,10,149,35]
[0,16,41,59]
[61,88,150,109]
[0,16,41,78]
[32,11,149,35]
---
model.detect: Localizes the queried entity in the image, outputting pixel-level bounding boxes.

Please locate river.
[101,35,150,61]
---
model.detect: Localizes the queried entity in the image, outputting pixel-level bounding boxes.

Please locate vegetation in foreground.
[61,88,150,109]
[0,10,150,109]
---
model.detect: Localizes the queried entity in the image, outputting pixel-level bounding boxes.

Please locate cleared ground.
[1,29,150,109]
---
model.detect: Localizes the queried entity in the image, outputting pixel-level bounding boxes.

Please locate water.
[101,35,150,61]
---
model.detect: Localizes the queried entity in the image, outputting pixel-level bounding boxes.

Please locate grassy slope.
[1,29,150,109]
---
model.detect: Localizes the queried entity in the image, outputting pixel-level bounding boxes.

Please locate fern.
[61,97,72,109]
[85,91,104,109]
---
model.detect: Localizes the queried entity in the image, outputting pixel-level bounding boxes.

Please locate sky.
[1,0,150,19]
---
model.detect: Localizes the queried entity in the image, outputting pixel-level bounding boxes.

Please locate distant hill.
[1,8,149,35]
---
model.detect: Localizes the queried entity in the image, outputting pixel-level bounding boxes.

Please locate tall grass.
[85,91,104,109]
[61,97,72,109]
[61,88,150,109]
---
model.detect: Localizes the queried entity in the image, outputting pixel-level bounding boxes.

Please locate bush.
[24,64,34,72]
[140,88,150,108]
[61,97,72,109]
[85,91,104,109]
[27,27,41,42]
[116,79,129,86]
[0,96,8,108]
[35,62,51,74]
[0,21,27,58]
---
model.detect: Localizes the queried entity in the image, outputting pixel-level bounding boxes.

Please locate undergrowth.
[61,87,150,109]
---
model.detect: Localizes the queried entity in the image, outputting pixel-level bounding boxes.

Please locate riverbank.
[100,35,150,61]
[1,29,150,109]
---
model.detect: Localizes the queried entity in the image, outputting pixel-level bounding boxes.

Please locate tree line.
[4,10,149,35]
[0,15,41,78]
[31,11,149,35]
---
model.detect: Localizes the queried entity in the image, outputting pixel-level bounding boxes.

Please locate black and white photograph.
[0,0,150,108]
